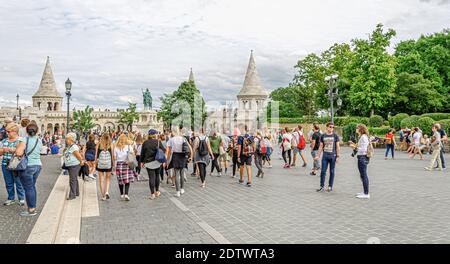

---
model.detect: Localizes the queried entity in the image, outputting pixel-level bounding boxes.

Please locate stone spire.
[33,56,62,98]
[237,50,268,99]
[188,68,195,83]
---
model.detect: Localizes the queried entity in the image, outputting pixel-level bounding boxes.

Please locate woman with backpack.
[281,127,293,168]
[350,124,372,199]
[114,134,137,201]
[254,131,265,178]
[140,129,166,200]
[83,134,97,180]
[193,128,214,188]
[262,134,273,168]
[96,133,114,201]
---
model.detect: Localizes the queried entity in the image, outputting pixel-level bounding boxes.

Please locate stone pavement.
[80,147,450,244]
[0,156,61,244]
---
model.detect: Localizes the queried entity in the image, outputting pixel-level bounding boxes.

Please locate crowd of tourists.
[0,115,448,216]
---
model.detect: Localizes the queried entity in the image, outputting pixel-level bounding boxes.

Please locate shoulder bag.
[8,137,39,171]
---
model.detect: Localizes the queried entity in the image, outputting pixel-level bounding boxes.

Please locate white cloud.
[0,0,448,110]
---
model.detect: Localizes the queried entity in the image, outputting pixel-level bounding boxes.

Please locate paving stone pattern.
[71,148,450,243]
[0,156,61,244]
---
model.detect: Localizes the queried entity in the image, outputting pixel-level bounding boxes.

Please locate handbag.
[7,137,39,171]
[155,140,167,163]
[126,145,138,169]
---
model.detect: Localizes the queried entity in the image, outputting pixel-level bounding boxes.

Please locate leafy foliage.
[416,117,435,136]
[72,106,95,133]
[391,113,409,130]
[158,80,207,130]
[369,115,384,127]
[118,102,140,131]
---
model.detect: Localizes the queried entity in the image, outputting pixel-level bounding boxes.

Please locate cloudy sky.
[0,0,449,110]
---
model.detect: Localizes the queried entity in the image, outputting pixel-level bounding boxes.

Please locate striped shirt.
[1,139,19,165]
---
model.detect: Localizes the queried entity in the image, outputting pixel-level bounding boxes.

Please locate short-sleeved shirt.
[18,136,42,166]
[64,144,81,167]
[292,131,302,146]
[86,141,96,154]
[221,135,231,149]
[385,133,394,144]
[114,145,133,162]
[413,132,422,145]
[51,145,60,155]
[1,138,19,165]
[209,136,222,154]
[167,136,187,153]
[311,132,321,151]
[320,133,340,154]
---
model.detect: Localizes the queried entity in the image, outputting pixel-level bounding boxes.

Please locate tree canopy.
[158,80,207,130]
[273,25,449,119]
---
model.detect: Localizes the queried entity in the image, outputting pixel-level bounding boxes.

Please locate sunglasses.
[328,126,334,128]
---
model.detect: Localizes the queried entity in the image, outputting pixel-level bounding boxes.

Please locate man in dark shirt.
[310,124,322,176]
[436,123,447,169]
[315,122,341,192]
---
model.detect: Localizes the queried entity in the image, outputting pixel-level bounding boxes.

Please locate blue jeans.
[385,144,394,158]
[440,147,446,168]
[320,153,336,188]
[357,155,370,195]
[18,165,41,209]
[2,164,25,201]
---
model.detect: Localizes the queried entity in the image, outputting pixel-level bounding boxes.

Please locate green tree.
[268,84,306,117]
[118,102,140,131]
[393,73,446,115]
[72,106,95,134]
[347,24,397,117]
[158,80,206,130]
[293,43,354,115]
[395,29,450,111]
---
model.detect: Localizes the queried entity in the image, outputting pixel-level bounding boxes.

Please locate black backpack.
[198,137,209,157]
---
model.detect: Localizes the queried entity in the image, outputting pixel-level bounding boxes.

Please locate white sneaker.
[19,200,26,206]
[124,195,130,201]
[356,194,370,199]
[424,167,432,171]
[180,189,185,195]
[175,191,181,197]
[88,174,96,180]
[121,195,125,200]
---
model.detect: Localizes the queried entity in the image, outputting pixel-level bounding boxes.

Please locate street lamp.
[65,78,72,137]
[16,94,22,121]
[77,115,81,142]
[325,74,340,123]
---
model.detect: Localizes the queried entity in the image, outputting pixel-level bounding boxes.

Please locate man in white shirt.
[291,125,308,167]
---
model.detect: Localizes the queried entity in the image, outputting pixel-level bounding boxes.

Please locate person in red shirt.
[385,129,396,160]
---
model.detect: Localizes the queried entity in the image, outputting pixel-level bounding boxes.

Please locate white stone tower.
[32,56,63,111]
[188,68,195,83]
[235,50,268,131]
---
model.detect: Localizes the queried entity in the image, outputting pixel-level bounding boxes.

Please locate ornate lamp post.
[16,94,22,121]
[325,74,340,123]
[65,78,72,136]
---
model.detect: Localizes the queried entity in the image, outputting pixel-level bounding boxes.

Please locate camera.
[349,136,358,157]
